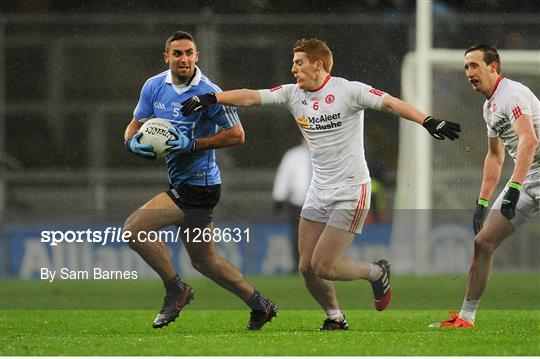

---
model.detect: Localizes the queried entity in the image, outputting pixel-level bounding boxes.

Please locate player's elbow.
[237,89,260,106]
[380,95,400,114]
[238,129,245,144]
[486,151,504,167]
[234,127,245,145]
[526,134,538,150]
[530,137,539,153]
[518,134,538,158]
[227,125,245,145]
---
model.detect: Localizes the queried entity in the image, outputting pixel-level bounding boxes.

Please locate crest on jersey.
[296,116,309,129]
[325,94,335,104]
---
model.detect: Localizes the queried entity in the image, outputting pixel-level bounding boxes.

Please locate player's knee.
[298,259,314,278]
[474,233,496,255]
[311,259,335,280]
[122,220,139,250]
[122,225,152,252]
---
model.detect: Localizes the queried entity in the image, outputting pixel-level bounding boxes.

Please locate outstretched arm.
[381,95,461,140]
[381,95,426,124]
[216,90,262,107]
[181,90,261,116]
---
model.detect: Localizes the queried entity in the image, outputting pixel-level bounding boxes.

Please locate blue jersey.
[133,67,240,187]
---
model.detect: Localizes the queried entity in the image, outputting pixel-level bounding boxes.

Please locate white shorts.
[492,171,540,229]
[301,182,371,234]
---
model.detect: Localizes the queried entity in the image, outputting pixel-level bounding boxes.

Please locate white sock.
[368,263,383,281]
[326,309,344,322]
[459,298,480,322]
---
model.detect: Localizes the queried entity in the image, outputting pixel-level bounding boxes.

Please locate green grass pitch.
[1,274,539,355]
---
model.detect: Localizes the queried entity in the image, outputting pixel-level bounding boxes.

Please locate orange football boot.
[429,311,474,328]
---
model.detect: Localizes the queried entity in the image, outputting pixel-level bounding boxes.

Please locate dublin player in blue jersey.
[123,31,277,330]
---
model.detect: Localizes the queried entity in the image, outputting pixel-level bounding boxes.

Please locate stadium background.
[1,1,539,279]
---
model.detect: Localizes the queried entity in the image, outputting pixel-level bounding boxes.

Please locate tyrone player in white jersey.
[181,38,461,330]
[431,45,539,328]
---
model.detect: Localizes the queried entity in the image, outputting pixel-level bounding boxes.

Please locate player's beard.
[172,65,194,84]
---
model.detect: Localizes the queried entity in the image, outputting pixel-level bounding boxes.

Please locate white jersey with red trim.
[483,77,540,174]
[259,76,387,188]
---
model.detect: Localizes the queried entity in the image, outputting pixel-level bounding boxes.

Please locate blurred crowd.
[1,0,538,180]
[3,0,539,14]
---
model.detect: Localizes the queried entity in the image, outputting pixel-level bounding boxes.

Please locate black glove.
[500,182,521,220]
[181,93,217,116]
[422,116,461,140]
[473,198,489,235]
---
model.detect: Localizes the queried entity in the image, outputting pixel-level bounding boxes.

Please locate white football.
[138,118,176,159]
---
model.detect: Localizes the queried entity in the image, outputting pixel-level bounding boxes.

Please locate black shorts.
[166,183,221,228]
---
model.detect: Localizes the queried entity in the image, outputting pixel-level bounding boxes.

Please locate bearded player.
[123,31,277,330]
